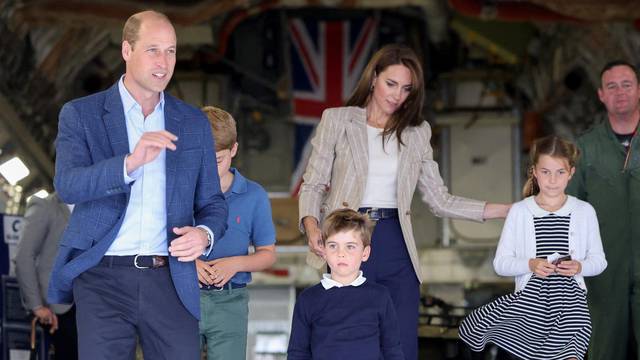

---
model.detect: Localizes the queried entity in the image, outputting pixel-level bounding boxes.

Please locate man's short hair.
[600,60,640,86]
[201,106,237,151]
[122,10,171,48]
[321,209,374,247]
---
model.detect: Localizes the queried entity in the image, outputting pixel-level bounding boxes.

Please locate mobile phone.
[552,255,571,265]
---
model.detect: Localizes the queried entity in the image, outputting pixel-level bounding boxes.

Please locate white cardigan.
[493,196,607,292]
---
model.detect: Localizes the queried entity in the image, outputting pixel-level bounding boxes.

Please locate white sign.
[9,349,31,360]
[3,214,23,276]
[3,215,23,245]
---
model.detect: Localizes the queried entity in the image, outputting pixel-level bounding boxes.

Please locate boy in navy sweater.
[287,209,404,359]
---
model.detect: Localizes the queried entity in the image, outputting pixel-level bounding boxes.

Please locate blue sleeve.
[54,102,131,204]
[287,295,312,360]
[251,188,276,247]
[193,113,228,247]
[380,291,404,359]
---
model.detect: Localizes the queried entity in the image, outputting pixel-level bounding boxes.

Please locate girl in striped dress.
[459,136,607,360]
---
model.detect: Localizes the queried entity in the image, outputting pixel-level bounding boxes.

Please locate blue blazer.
[47,82,228,319]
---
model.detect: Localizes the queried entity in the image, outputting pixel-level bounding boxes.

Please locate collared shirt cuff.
[123,155,142,184]
[196,225,215,256]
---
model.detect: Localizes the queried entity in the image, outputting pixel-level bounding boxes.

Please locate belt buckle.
[212,283,228,292]
[365,207,379,222]
[134,254,150,269]
[151,256,167,268]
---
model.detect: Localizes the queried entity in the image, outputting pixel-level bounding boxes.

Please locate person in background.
[567,60,640,360]
[298,44,510,359]
[15,193,77,360]
[196,106,276,360]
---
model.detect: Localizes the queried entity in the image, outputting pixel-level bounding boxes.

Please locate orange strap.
[30,317,38,350]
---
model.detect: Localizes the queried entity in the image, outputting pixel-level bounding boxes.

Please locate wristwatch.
[199,227,212,248]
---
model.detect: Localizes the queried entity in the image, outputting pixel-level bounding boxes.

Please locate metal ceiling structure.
[0,0,437,204]
[1,0,640,209]
[529,0,640,22]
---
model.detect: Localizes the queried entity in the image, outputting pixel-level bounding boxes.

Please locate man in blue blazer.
[47,10,227,359]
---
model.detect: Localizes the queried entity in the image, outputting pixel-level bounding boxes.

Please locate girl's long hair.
[522,135,580,197]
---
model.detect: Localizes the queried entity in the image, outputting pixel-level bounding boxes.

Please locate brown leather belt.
[101,255,168,269]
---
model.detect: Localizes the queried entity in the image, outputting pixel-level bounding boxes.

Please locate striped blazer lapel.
[396,126,414,205]
[345,111,368,191]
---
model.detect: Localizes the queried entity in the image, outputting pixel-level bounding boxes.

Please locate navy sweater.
[287,281,404,360]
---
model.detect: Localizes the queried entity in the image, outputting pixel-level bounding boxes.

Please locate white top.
[360,125,398,208]
[493,195,607,292]
[320,271,366,289]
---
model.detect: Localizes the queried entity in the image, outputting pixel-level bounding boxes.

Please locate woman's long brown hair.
[346,44,425,146]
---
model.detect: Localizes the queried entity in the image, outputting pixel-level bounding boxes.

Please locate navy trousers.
[73,261,199,360]
[360,217,420,360]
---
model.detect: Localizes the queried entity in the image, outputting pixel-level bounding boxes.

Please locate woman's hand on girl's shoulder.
[555,260,582,276]
[528,258,556,277]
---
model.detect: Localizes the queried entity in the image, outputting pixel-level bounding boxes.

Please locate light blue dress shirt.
[106,77,212,256]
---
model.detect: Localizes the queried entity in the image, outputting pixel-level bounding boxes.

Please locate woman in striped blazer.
[298,44,510,359]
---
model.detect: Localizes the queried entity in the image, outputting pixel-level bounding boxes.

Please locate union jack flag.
[288,17,378,196]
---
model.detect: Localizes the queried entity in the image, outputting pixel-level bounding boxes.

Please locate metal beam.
[13,0,244,27]
[0,93,54,189]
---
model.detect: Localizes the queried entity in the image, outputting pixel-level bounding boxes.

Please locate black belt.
[100,255,168,269]
[358,207,399,221]
[201,283,247,291]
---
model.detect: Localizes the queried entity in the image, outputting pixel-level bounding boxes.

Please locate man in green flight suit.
[568,60,640,360]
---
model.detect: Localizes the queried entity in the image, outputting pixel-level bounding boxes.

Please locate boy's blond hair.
[321,209,374,247]
[201,106,237,151]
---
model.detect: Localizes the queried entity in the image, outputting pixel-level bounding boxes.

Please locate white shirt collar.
[320,271,366,290]
[118,75,165,115]
[524,195,576,217]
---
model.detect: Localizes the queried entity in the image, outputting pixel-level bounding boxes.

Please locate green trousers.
[587,257,640,360]
[199,287,249,360]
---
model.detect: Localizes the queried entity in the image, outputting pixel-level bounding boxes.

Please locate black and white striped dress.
[459,213,591,359]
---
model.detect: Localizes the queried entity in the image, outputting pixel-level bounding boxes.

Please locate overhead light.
[32,189,49,198]
[0,156,30,185]
[26,189,49,203]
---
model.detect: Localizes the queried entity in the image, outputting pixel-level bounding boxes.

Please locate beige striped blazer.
[298,106,486,282]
